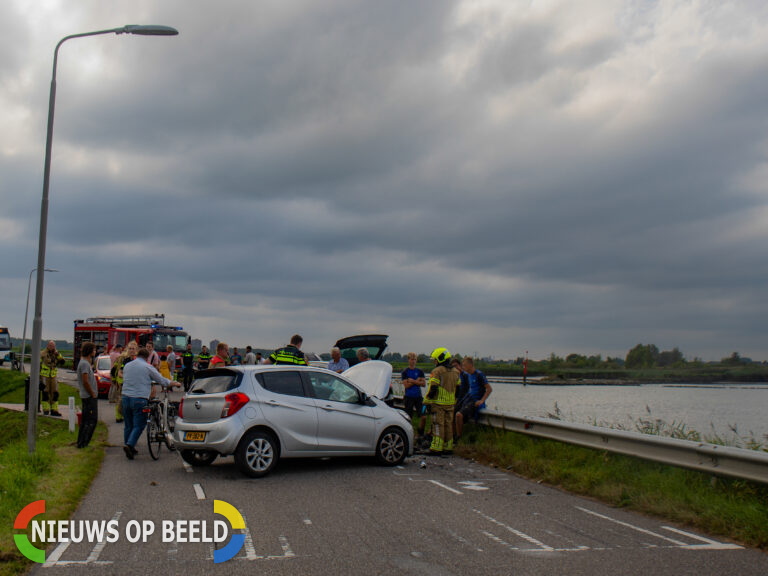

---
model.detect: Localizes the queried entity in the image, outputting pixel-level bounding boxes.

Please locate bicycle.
[144,381,181,460]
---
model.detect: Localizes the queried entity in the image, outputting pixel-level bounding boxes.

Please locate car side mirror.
[359,392,369,404]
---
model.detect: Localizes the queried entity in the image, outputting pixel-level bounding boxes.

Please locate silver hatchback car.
[173,361,413,477]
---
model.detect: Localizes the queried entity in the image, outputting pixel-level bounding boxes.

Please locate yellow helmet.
[430,347,451,363]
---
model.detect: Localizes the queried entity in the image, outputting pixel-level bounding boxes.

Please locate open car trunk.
[335,334,388,367]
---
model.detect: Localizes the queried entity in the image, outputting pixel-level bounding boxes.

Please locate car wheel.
[235,430,278,478]
[376,427,407,466]
[180,449,218,467]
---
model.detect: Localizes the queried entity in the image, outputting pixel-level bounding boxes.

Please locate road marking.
[474,509,554,551]
[458,480,489,491]
[661,526,743,550]
[240,512,260,560]
[182,460,193,473]
[279,535,296,558]
[86,511,122,563]
[193,483,206,500]
[303,519,313,525]
[43,541,71,567]
[429,480,463,495]
[576,507,687,546]
[44,512,122,567]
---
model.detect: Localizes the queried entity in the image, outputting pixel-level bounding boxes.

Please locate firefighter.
[197,346,212,370]
[40,341,65,416]
[181,343,195,390]
[112,341,139,423]
[425,347,460,455]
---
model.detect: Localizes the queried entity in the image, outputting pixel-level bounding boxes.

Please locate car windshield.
[96,357,111,371]
[189,370,241,394]
[153,333,187,351]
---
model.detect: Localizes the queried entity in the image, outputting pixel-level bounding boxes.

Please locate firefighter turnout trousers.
[430,404,454,452]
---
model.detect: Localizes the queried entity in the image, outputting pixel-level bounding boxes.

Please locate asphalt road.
[23,384,768,575]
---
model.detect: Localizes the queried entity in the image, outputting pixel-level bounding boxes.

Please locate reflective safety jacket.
[269,345,308,366]
[40,350,64,378]
[424,365,459,406]
[182,351,195,370]
[197,352,212,369]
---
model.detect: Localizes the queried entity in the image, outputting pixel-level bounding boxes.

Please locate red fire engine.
[73,314,190,369]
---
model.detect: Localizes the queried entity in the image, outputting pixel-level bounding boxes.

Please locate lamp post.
[28,24,178,453]
[20,268,58,373]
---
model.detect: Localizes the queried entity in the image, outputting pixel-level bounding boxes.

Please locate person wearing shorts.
[455,356,492,439]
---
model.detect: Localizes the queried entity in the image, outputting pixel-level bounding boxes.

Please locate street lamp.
[20,268,58,373]
[27,24,179,453]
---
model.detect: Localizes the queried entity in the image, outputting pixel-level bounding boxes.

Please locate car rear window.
[256,371,305,397]
[189,369,241,394]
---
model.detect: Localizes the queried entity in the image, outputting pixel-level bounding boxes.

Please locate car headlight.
[397,409,411,423]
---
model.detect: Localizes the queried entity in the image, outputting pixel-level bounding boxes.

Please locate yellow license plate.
[184,431,207,442]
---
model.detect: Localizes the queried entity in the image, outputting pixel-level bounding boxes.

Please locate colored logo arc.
[14,500,46,564]
[213,500,245,564]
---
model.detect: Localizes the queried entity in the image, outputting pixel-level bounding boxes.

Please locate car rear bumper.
[173,419,242,455]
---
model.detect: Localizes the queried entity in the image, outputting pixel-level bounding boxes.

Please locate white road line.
[86,511,122,563]
[278,535,296,558]
[662,526,744,550]
[576,507,687,546]
[429,480,463,495]
[43,541,71,567]
[193,483,206,500]
[182,460,193,473]
[474,509,554,551]
[241,513,261,560]
[303,519,313,525]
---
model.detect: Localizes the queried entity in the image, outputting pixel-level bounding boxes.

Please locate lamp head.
[121,25,179,36]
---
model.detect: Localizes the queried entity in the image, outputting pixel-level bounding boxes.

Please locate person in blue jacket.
[454,356,492,439]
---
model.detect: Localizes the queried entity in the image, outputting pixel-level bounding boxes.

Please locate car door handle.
[321,404,335,411]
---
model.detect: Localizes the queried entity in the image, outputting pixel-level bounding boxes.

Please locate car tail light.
[221,392,249,418]
[179,398,184,419]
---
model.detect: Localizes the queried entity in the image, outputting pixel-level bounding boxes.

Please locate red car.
[94,355,113,398]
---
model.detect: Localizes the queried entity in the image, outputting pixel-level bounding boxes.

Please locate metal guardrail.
[477,409,768,484]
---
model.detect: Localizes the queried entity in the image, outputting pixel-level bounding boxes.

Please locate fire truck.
[73,314,190,369]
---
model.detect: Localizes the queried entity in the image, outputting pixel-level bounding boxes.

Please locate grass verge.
[0,370,82,408]
[456,424,768,549]
[0,408,106,575]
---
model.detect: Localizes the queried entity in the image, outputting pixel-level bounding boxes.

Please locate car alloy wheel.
[236,429,279,478]
[377,427,406,466]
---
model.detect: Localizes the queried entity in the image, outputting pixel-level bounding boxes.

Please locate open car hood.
[343,360,392,400]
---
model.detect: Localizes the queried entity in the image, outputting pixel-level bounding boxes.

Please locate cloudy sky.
[3,0,768,361]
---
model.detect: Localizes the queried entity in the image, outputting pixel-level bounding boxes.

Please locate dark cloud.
[4,1,768,360]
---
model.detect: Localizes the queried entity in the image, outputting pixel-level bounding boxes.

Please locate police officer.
[40,341,65,416]
[267,334,308,365]
[425,347,460,455]
[181,343,195,390]
[197,346,212,370]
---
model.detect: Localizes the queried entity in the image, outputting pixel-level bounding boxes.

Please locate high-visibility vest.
[269,345,307,365]
[425,365,459,406]
[197,353,212,368]
[40,351,63,378]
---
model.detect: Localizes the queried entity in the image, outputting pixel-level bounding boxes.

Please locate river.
[394,377,768,446]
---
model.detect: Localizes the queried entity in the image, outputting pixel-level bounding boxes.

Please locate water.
[486,382,768,444]
[392,377,768,444]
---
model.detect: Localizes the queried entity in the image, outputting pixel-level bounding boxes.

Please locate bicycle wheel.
[147,410,163,460]
[163,407,176,452]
